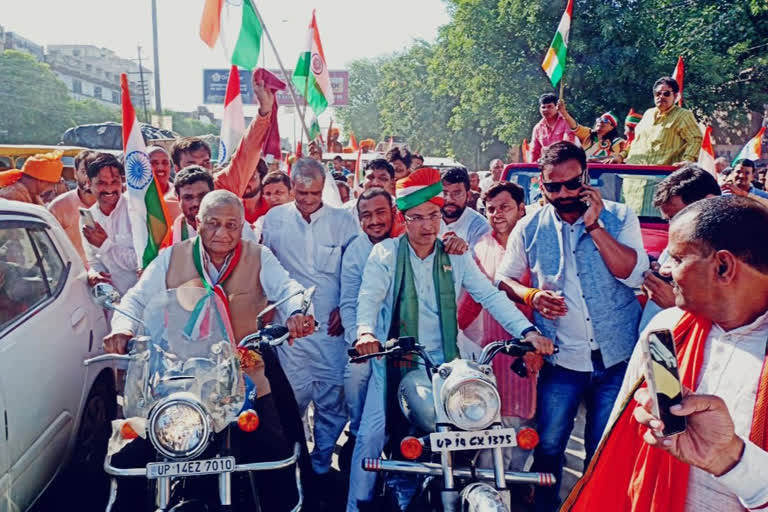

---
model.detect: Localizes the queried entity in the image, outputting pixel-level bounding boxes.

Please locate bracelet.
[586,222,602,234]
[523,288,542,307]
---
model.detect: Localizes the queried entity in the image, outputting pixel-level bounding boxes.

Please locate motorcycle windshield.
[123,287,245,432]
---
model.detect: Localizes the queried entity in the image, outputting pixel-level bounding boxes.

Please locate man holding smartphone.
[638,165,721,333]
[496,141,649,511]
[563,195,768,512]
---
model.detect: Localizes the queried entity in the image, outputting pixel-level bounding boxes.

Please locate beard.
[441,204,464,220]
[551,197,588,214]
[243,187,260,199]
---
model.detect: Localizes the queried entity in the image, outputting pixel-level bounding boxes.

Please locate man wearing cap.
[346,167,555,511]
[147,145,181,220]
[0,150,64,205]
[558,100,626,162]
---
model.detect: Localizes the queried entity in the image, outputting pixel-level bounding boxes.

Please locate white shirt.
[356,236,534,361]
[343,198,361,230]
[610,307,768,511]
[110,240,305,336]
[80,195,139,295]
[339,234,375,345]
[496,211,648,372]
[479,175,496,195]
[440,206,492,249]
[261,202,358,336]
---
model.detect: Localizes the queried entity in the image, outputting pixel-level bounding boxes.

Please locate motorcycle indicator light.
[237,409,260,432]
[516,427,540,450]
[120,422,139,440]
[400,436,423,460]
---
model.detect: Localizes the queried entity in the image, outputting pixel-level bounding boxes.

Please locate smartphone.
[641,329,686,436]
[651,270,674,283]
[79,208,95,228]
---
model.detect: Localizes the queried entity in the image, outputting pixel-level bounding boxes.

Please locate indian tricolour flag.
[542,0,573,87]
[218,66,246,165]
[732,127,765,165]
[200,0,263,69]
[121,74,171,269]
[698,125,716,175]
[292,10,334,117]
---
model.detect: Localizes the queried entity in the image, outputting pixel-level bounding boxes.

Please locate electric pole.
[151,0,162,114]
[136,45,150,123]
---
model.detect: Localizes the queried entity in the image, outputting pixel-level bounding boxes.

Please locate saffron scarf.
[562,311,768,512]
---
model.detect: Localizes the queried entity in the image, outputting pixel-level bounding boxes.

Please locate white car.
[0,199,114,511]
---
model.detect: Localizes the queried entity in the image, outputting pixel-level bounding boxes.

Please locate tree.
[335,58,385,140]
[70,98,120,126]
[166,111,218,137]
[0,50,74,144]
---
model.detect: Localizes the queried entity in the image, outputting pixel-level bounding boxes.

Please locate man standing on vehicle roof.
[102,189,315,512]
[610,77,702,166]
[495,141,649,512]
[347,167,554,511]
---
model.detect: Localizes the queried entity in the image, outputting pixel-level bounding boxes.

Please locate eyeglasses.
[541,176,583,193]
[654,90,673,98]
[404,213,442,225]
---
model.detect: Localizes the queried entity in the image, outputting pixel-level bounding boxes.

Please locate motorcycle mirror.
[91,283,121,308]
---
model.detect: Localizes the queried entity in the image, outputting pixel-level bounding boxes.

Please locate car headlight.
[148,396,211,460]
[442,378,500,431]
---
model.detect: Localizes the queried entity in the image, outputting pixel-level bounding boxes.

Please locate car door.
[0,217,88,510]
[0,390,9,512]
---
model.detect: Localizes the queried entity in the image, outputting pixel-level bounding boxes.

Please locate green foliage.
[70,98,121,126]
[166,111,218,137]
[337,0,768,166]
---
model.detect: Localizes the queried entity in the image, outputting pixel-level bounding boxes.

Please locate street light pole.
[151,0,162,115]
[136,45,150,122]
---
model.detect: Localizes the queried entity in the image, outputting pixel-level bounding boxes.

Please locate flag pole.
[248,0,311,142]
[559,76,565,100]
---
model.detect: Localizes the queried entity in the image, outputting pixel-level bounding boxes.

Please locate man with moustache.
[79,153,139,294]
[343,159,397,230]
[440,166,491,249]
[49,149,97,266]
[0,150,64,205]
[338,187,396,471]
[169,166,257,244]
[147,145,181,220]
[611,77,702,166]
[479,158,505,195]
[496,141,649,512]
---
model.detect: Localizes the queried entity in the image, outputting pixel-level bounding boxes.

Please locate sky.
[1,0,451,140]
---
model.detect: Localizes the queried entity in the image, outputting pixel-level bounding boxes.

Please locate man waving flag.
[542,0,573,87]
[121,73,172,268]
[293,10,334,117]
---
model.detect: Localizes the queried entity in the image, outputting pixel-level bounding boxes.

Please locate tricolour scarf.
[562,311,768,512]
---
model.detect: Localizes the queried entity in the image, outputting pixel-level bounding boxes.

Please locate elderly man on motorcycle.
[102,189,315,511]
[347,168,555,511]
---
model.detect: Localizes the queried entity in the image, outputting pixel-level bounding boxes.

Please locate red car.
[502,163,676,259]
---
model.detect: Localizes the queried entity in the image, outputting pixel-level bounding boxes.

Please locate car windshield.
[123,287,244,432]
[506,169,670,222]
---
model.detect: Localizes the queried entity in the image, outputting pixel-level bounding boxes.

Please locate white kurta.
[610,307,768,512]
[439,205,492,249]
[80,195,139,295]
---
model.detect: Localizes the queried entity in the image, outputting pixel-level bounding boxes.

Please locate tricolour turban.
[395,167,444,211]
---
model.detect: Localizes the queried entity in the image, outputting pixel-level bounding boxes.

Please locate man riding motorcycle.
[102,190,315,511]
[347,168,556,511]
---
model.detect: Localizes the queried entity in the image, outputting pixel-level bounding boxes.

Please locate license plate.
[146,456,236,479]
[430,428,517,452]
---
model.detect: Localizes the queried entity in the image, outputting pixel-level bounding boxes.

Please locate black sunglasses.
[654,90,673,98]
[542,176,583,193]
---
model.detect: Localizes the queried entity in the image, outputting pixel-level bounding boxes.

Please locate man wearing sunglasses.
[609,77,702,166]
[496,141,649,512]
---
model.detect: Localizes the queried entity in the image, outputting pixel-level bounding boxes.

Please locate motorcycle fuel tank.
[398,370,437,433]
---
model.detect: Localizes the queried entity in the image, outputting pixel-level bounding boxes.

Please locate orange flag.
[200,0,224,48]
[672,56,684,106]
[349,132,359,150]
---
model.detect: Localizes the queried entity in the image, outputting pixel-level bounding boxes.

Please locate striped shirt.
[624,105,702,165]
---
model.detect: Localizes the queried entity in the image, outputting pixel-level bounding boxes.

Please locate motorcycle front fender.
[459,482,508,511]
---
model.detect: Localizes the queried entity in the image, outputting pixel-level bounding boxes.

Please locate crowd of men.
[1,72,767,512]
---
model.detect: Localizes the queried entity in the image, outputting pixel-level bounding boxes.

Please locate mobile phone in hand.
[79,208,95,228]
[651,270,674,283]
[641,329,686,436]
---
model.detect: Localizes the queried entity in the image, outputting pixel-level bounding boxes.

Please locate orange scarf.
[562,312,768,512]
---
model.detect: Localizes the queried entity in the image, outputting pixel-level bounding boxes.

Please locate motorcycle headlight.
[442,378,500,431]
[148,397,211,460]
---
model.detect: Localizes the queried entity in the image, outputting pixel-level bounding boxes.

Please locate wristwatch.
[520,326,540,339]
[585,221,602,234]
